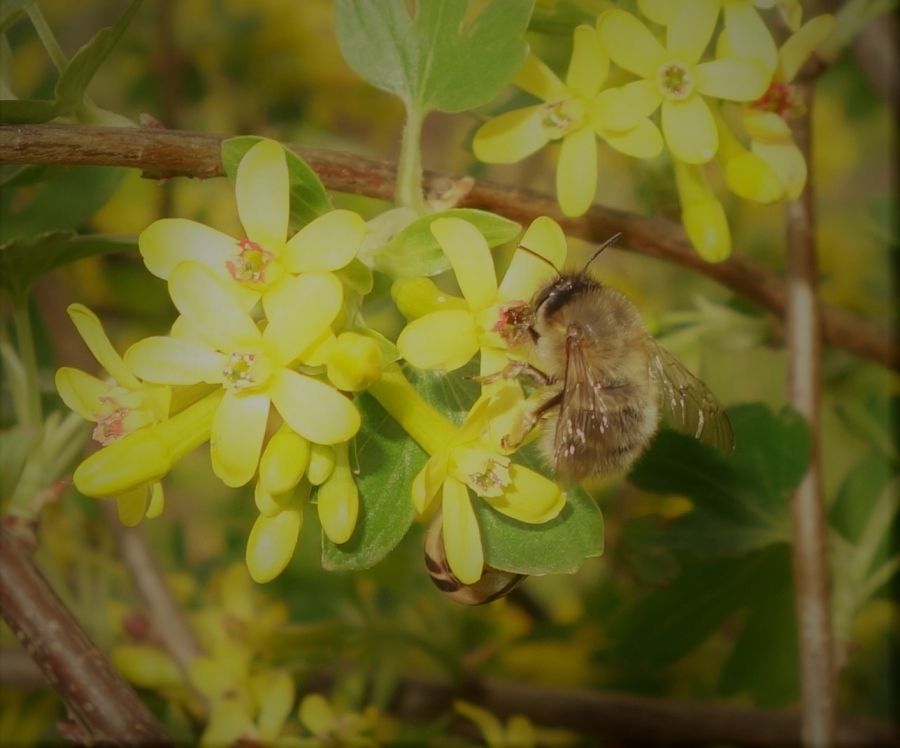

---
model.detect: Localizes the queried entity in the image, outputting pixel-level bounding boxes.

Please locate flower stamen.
[657,61,695,100]
[752,82,806,121]
[226,239,275,285]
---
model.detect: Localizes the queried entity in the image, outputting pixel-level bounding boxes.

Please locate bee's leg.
[501,388,563,450]
[476,361,552,387]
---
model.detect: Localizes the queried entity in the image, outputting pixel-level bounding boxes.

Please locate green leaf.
[54,0,144,108]
[374,208,521,278]
[0,165,126,243]
[0,425,41,503]
[611,546,790,667]
[320,390,423,571]
[476,478,603,575]
[628,404,808,558]
[334,0,533,114]
[0,232,136,302]
[0,98,63,124]
[221,136,332,230]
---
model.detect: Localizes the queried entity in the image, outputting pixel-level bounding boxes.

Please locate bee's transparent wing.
[647,339,735,453]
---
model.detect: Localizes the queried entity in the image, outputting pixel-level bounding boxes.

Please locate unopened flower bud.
[317,443,358,545]
[259,428,309,495]
[391,277,468,320]
[245,508,303,583]
[326,332,382,392]
[112,644,182,689]
[307,443,335,486]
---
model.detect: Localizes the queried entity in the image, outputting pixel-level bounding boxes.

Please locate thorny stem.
[785,79,835,747]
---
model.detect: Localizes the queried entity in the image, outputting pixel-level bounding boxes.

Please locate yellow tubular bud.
[326,332,383,392]
[112,645,183,689]
[316,442,358,545]
[245,507,303,583]
[259,427,309,495]
[673,158,732,263]
[73,392,221,498]
[391,277,468,320]
[306,443,335,486]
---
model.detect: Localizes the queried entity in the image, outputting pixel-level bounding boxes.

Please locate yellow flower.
[124,262,360,487]
[473,26,662,216]
[298,693,382,748]
[454,700,536,748]
[596,6,770,164]
[369,367,565,585]
[673,157,732,262]
[55,304,171,524]
[139,138,365,308]
[738,14,836,199]
[396,216,567,379]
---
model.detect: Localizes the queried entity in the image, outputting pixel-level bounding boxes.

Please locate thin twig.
[785,74,836,746]
[0,123,895,372]
[0,521,175,746]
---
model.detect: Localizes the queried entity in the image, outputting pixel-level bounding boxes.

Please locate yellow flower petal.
[299,694,335,736]
[441,478,483,585]
[591,80,660,132]
[326,332,383,392]
[146,482,165,519]
[743,107,792,140]
[391,276,467,320]
[753,138,807,200]
[125,336,226,386]
[255,671,296,741]
[487,465,565,524]
[454,701,506,747]
[695,58,770,101]
[262,272,343,364]
[723,151,784,203]
[779,14,835,82]
[283,209,365,272]
[566,25,608,99]
[498,216,567,301]
[666,0,719,65]
[603,119,664,159]
[507,715,536,745]
[683,200,732,262]
[431,218,497,310]
[269,369,361,444]
[473,105,548,164]
[74,429,173,498]
[211,389,270,487]
[115,487,149,527]
[638,0,677,25]
[317,444,358,544]
[412,451,449,514]
[397,310,479,371]
[169,263,261,353]
[723,2,778,73]
[236,139,289,249]
[597,10,665,79]
[55,368,111,420]
[662,96,717,163]
[67,304,141,389]
[557,127,597,217]
[513,53,568,101]
[138,218,239,282]
[246,508,302,583]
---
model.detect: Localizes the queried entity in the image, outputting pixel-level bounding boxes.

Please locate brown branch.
[0,521,174,746]
[785,73,836,745]
[0,123,895,372]
[299,671,900,747]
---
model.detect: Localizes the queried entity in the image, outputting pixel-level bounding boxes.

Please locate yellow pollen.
[223,352,258,389]
[658,62,695,100]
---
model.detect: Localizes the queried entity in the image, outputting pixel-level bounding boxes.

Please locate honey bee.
[425,236,735,605]
[424,509,525,606]
[493,234,735,483]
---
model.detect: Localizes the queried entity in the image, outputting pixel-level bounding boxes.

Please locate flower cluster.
[475,1,835,261]
[60,139,374,582]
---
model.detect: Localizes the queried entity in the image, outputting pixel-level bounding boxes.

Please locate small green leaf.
[0,232,136,302]
[54,0,144,108]
[221,136,332,230]
[334,0,533,114]
[0,98,63,124]
[0,165,126,243]
[374,208,521,278]
[321,390,423,571]
[628,404,808,558]
[476,480,603,575]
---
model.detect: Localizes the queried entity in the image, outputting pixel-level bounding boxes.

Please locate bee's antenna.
[583,232,622,271]
[516,244,560,273]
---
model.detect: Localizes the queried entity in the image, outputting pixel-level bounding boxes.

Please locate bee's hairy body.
[529,273,660,482]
